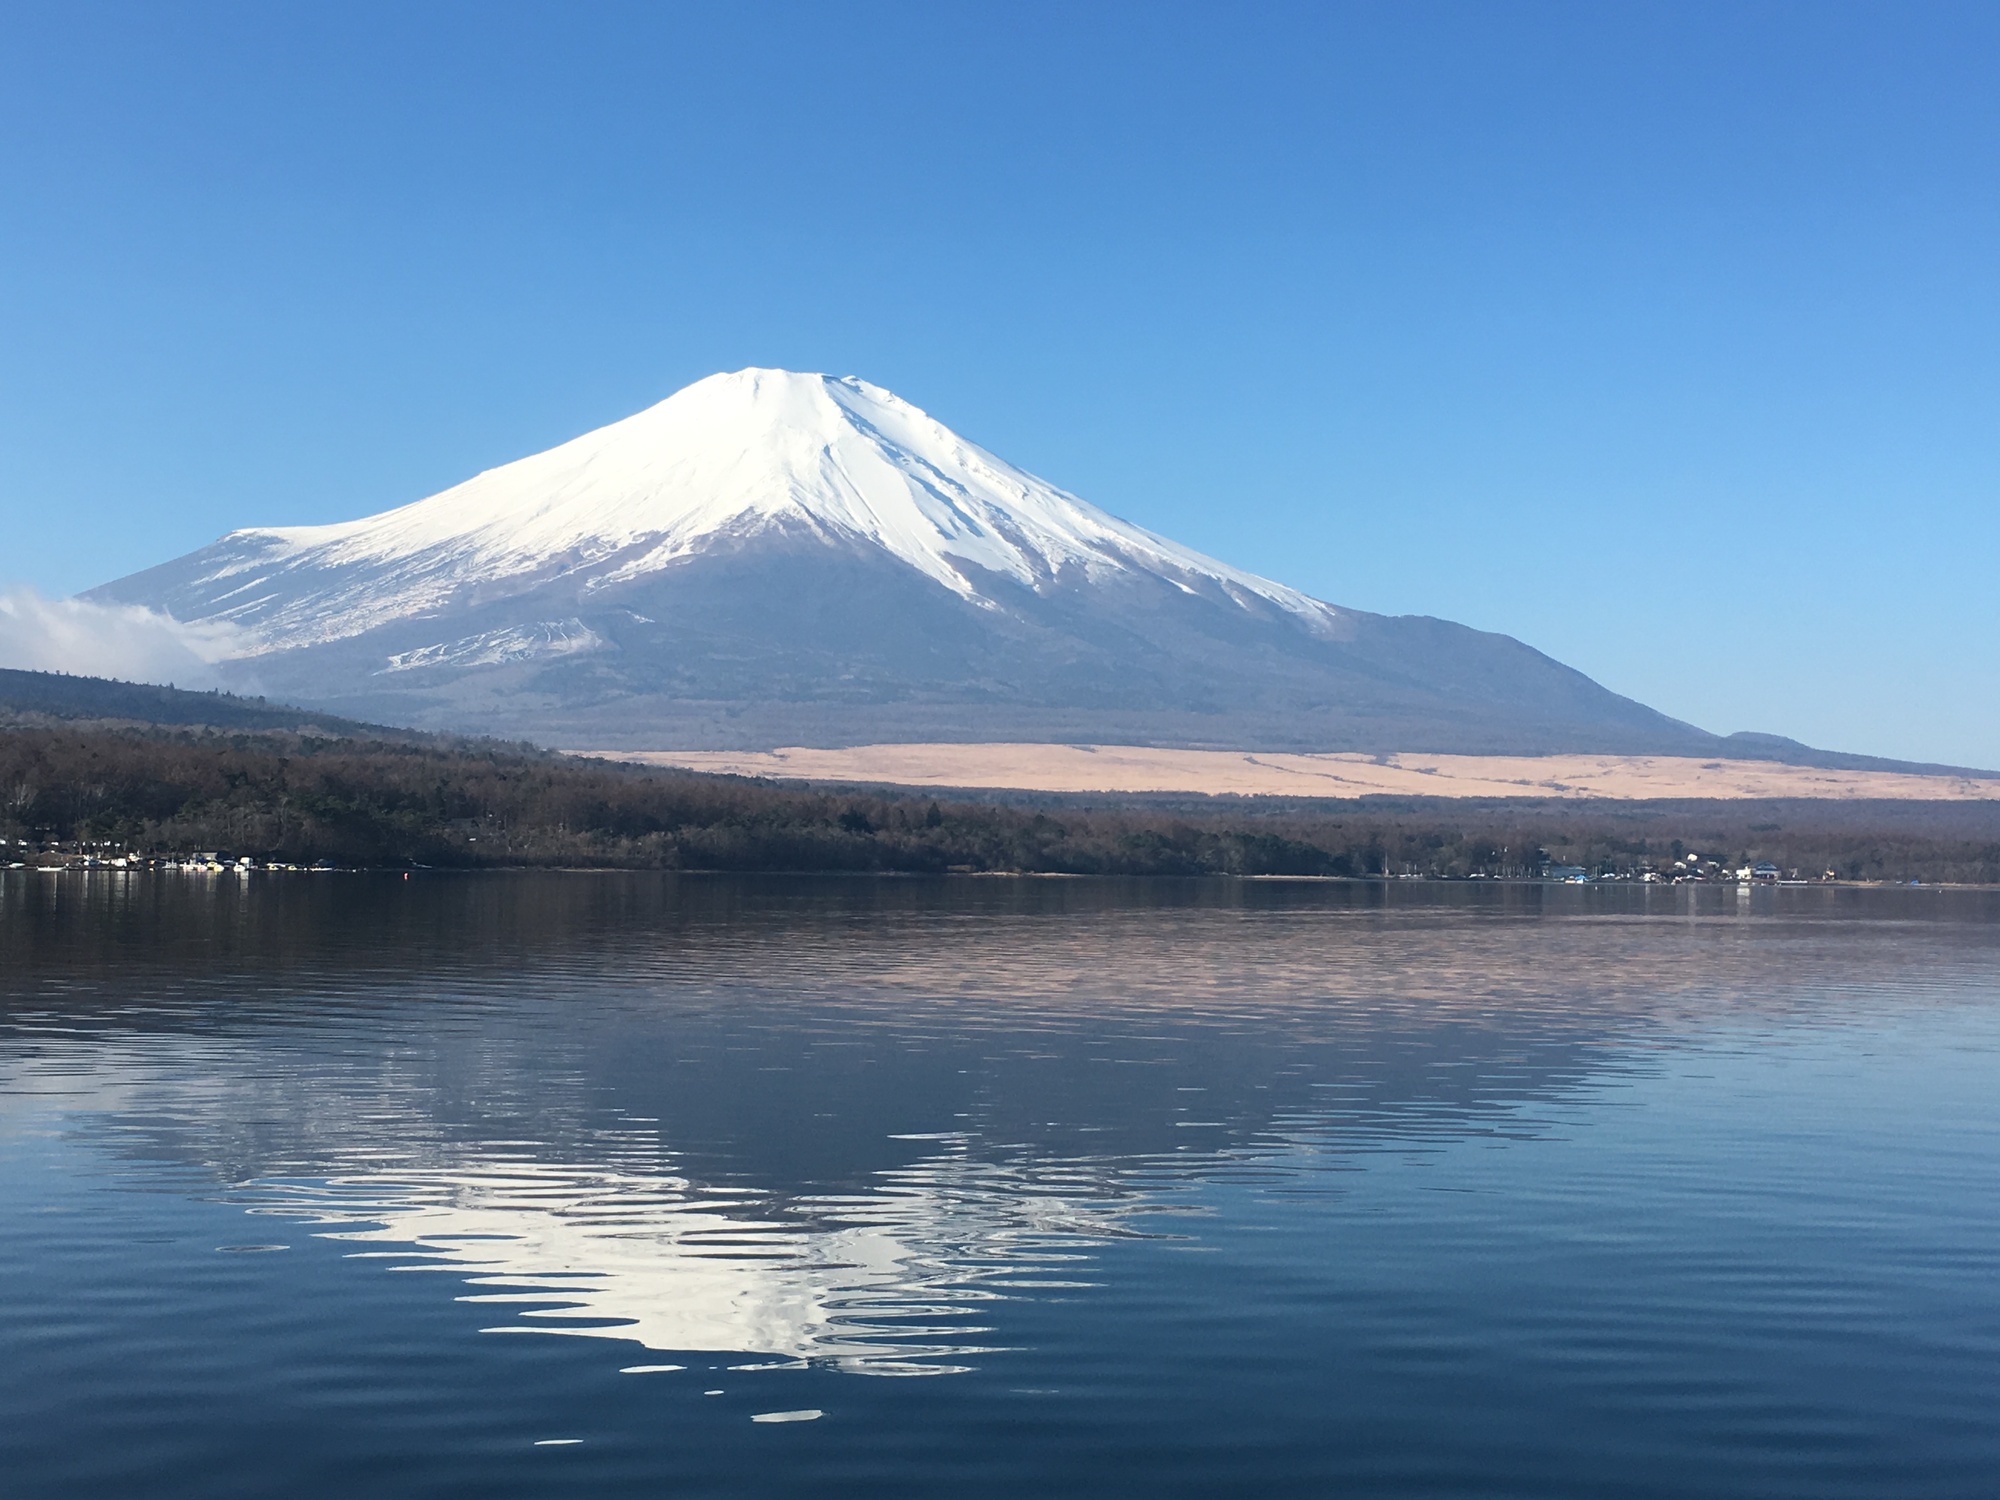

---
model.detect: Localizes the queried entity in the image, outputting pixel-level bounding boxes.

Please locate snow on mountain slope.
[117,369,1338,655]
[88,368,1726,756]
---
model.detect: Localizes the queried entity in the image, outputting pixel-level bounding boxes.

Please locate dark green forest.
[4,723,1997,882]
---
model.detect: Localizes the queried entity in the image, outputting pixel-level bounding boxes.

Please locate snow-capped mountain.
[89,369,1714,753]
[104,370,1337,656]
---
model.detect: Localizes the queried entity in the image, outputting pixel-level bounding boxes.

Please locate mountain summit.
[92,369,1712,753]
[101,370,1337,656]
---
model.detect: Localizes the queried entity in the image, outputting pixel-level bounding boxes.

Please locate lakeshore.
[8,721,2000,883]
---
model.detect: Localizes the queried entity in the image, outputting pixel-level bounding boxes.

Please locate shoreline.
[8,865,1994,891]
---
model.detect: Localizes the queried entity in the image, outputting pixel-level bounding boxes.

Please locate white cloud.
[0,587,247,687]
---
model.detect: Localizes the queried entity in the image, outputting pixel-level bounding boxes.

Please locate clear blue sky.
[3,1,1996,765]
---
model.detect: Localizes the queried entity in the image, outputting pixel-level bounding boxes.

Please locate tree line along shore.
[2,722,1997,884]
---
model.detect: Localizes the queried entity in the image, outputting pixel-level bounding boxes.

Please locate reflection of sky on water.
[237,1150,1147,1376]
[7,873,1999,1393]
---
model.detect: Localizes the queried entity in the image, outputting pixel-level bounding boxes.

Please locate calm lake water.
[2,872,1997,1498]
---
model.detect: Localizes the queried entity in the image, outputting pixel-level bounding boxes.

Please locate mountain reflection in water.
[4,872,1998,1499]
[238,1149,1148,1376]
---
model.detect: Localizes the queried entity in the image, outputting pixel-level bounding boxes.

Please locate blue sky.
[3,1,1996,765]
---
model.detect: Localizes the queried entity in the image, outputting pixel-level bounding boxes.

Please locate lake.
[2,872,1997,1498]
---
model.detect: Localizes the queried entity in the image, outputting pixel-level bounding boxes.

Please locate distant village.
[1529,856,1796,884]
[4,841,342,873]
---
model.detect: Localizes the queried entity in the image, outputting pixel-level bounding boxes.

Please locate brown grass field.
[584,743,2000,802]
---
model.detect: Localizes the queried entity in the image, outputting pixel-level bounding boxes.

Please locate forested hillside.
[0,667,406,737]
[3,723,1996,882]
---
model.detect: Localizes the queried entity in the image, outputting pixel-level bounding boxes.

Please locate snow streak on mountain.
[90,369,1713,755]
